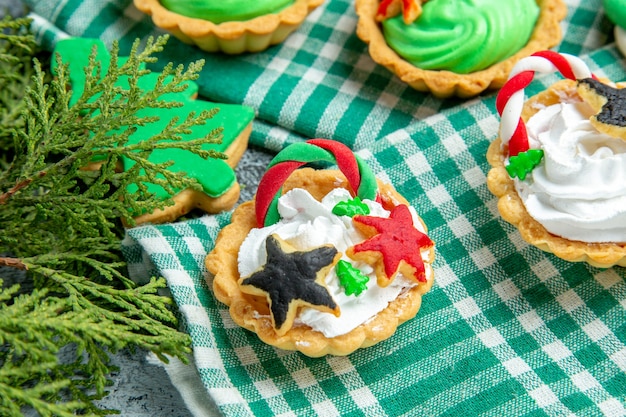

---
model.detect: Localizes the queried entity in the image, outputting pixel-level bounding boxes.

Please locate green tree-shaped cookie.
[52,37,255,219]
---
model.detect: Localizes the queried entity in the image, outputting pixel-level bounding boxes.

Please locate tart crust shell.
[134,0,324,54]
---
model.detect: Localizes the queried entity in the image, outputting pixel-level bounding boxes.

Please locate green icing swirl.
[159,0,294,23]
[381,0,540,74]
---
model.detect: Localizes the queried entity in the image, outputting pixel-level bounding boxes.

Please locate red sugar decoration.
[351,204,433,284]
[377,0,394,18]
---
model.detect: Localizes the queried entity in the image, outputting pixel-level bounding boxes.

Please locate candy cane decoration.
[255,139,380,227]
[496,50,596,180]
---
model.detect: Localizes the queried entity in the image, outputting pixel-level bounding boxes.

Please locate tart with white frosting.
[487,51,626,267]
[206,140,435,356]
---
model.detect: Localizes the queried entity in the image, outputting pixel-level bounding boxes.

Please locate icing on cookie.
[577,78,626,138]
[51,38,254,220]
[239,234,340,336]
[379,0,539,74]
[159,0,294,23]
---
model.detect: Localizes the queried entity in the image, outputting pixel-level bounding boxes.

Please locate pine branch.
[0,22,225,415]
[0,285,119,416]
[0,16,41,170]
[0,256,26,270]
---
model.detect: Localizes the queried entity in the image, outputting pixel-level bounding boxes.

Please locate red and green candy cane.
[496,50,596,180]
[255,139,380,227]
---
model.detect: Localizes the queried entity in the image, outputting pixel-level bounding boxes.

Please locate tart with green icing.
[355,0,567,98]
[134,0,324,54]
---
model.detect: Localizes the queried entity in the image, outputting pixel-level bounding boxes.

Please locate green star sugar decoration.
[51,37,255,215]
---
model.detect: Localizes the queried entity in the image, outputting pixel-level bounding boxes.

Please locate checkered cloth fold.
[25,0,626,416]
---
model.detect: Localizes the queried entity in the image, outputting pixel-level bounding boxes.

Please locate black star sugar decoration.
[577,77,626,140]
[239,234,341,336]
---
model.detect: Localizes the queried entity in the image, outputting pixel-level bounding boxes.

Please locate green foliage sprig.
[0,15,37,169]
[0,18,222,416]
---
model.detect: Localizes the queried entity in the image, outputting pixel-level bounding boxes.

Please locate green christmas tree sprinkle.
[506,149,544,180]
[336,259,370,296]
[332,196,370,217]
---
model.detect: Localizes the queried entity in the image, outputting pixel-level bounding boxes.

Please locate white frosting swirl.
[514,99,626,243]
[238,187,431,338]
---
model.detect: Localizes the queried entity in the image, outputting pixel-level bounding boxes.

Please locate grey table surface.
[0,0,274,415]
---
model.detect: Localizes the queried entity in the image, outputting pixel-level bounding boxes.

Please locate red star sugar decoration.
[347,204,433,287]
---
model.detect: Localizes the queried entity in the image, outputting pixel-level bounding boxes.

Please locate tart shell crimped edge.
[205,168,435,357]
[354,0,567,98]
[486,79,626,268]
[133,0,324,54]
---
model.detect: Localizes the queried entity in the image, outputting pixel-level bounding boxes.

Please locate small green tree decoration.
[336,259,370,296]
[0,17,223,416]
[506,149,544,180]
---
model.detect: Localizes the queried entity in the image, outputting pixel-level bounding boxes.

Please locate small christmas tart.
[354,0,566,98]
[487,50,626,267]
[133,0,324,54]
[206,139,435,357]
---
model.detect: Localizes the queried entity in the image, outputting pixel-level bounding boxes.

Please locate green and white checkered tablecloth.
[24,0,626,416]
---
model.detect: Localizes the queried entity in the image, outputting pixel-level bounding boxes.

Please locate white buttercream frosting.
[238,187,431,338]
[513,98,626,243]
